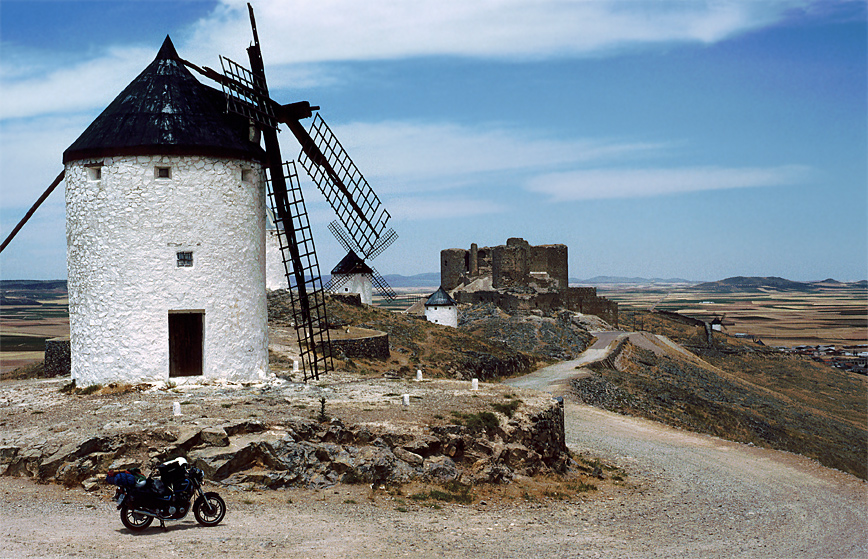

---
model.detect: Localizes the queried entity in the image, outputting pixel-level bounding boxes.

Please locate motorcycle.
[107,457,225,531]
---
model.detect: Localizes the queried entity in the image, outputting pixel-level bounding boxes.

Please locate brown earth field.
[599,283,867,347]
[0,294,70,376]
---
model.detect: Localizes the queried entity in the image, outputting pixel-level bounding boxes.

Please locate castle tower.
[62,37,269,386]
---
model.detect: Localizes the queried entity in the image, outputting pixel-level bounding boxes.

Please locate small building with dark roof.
[63,36,269,386]
[329,251,374,305]
[425,287,458,327]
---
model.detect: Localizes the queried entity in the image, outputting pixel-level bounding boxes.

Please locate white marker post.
[402,394,410,407]
[172,402,181,416]
[471,378,479,391]
[416,370,423,381]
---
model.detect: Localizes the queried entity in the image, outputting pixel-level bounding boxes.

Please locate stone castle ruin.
[441,238,618,326]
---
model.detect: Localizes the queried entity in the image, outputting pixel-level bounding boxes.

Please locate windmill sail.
[244,4,331,380]
[218,55,278,130]
[267,162,332,381]
[328,220,397,261]
[184,2,397,379]
[292,114,391,257]
[370,267,397,300]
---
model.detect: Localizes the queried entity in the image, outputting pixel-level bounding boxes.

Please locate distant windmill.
[184,4,396,380]
[325,220,398,301]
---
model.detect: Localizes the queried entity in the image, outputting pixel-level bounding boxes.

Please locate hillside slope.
[269,292,563,379]
[574,312,867,478]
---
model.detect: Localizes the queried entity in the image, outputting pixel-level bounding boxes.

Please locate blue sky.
[1,0,865,282]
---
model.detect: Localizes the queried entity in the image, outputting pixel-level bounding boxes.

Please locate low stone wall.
[328,330,390,359]
[43,338,71,378]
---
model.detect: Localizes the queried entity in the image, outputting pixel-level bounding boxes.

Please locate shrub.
[491,400,521,418]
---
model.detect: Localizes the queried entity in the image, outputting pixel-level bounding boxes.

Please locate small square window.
[156,166,171,179]
[241,169,254,183]
[176,251,193,267]
[86,166,102,181]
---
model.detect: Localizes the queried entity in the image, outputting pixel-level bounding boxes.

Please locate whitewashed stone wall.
[333,273,373,305]
[265,230,287,291]
[65,154,268,386]
[425,304,458,327]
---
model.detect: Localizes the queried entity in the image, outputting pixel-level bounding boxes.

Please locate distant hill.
[692,276,867,292]
[573,276,697,285]
[0,280,67,292]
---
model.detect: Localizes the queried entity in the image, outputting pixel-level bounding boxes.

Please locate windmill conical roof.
[331,251,373,275]
[425,287,456,307]
[63,36,264,164]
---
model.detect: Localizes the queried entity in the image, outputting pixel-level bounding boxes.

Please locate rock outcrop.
[1,398,569,491]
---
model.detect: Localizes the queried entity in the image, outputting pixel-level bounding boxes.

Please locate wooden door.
[169,312,203,377]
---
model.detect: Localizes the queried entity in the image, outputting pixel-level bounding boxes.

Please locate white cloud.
[326,120,665,195]
[183,0,814,65]
[387,194,508,221]
[0,47,152,121]
[0,0,818,121]
[526,165,813,201]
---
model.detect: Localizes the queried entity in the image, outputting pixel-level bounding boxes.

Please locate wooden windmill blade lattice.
[218,55,279,130]
[295,114,391,257]
[370,267,397,300]
[328,220,397,261]
[266,162,332,381]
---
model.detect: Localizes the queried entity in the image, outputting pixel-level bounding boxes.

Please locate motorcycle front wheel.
[193,492,226,526]
[120,504,153,531]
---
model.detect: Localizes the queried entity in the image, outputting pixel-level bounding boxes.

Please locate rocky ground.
[2,396,865,559]
[0,370,587,493]
[459,303,595,361]
[2,302,866,557]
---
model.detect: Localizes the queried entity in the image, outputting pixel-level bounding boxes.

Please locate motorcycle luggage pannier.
[158,460,186,490]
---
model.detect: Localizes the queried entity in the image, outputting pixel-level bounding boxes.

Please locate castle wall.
[492,244,528,289]
[440,237,616,326]
[65,154,268,386]
[530,245,569,291]
[441,248,468,291]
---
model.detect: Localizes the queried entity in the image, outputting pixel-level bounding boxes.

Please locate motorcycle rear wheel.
[120,504,153,531]
[193,492,226,526]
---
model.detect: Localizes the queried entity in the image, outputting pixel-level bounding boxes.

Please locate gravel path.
[2,333,866,558]
[508,332,868,558]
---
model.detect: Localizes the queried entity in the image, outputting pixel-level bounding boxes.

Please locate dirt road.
[507,332,868,558]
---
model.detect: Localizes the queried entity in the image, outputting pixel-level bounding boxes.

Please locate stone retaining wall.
[328,331,390,359]
[43,338,71,378]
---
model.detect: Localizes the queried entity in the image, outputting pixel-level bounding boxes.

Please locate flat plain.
[596,281,867,348]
